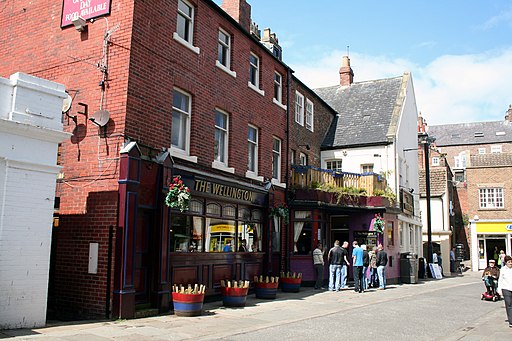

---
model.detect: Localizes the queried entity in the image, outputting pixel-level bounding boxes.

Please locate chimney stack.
[339,56,354,86]
[505,104,512,122]
[221,0,252,32]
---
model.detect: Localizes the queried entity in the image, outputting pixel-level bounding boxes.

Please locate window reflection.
[206,219,236,252]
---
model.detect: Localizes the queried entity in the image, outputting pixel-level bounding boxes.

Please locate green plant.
[165,176,190,212]
[269,204,289,224]
[373,214,385,233]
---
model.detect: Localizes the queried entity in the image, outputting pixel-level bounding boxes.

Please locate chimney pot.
[506,104,512,122]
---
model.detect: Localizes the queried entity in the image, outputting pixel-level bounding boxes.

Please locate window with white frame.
[176,0,194,44]
[479,187,504,209]
[274,72,282,103]
[247,125,258,173]
[172,88,191,152]
[478,148,486,154]
[214,109,228,164]
[432,157,440,166]
[491,145,502,153]
[454,152,467,169]
[272,137,281,180]
[399,222,404,247]
[217,29,231,68]
[295,92,304,126]
[299,152,307,166]
[249,53,260,87]
[326,160,342,172]
[361,164,373,173]
[306,99,314,131]
[290,149,296,165]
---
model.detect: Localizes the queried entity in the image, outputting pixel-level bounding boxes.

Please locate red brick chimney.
[339,56,354,86]
[418,113,427,133]
[505,104,512,122]
[221,0,252,32]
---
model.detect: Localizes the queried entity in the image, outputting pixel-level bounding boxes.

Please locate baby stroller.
[481,275,500,302]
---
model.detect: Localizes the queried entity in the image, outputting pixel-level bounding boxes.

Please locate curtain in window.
[293,211,309,252]
[272,216,280,252]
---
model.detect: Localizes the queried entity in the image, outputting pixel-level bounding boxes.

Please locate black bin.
[400,252,418,284]
[418,257,426,279]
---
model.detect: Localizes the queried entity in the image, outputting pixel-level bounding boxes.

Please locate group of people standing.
[313,240,388,292]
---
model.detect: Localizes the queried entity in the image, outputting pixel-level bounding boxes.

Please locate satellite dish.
[90,109,110,127]
[62,93,73,113]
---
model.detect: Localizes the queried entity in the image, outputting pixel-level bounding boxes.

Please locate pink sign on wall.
[61,0,112,27]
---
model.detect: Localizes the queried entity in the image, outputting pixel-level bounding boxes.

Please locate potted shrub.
[254,275,279,299]
[220,280,250,307]
[280,272,302,292]
[171,284,206,317]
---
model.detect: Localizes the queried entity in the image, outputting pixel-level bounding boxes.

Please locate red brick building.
[0,0,341,320]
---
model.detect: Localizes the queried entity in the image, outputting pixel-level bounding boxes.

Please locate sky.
[214,0,512,125]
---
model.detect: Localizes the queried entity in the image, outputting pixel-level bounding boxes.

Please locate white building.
[0,73,69,328]
[316,56,423,257]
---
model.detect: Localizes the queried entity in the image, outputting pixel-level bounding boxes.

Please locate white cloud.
[291,48,512,125]
[478,8,512,30]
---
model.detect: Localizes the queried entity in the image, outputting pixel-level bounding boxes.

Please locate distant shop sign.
[61,0,112,27]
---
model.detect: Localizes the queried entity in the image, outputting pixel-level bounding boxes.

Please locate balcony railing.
[290,165,387,196]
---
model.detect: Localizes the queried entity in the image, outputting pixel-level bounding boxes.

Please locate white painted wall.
[0,73,69,329]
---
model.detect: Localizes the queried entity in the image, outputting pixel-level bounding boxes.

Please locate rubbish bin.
[400,252,418,284]
[418,257,426,279]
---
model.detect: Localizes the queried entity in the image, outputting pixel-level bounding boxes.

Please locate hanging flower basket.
[371,214,385,234]
[165,176,190,212]
[269,204,289,224]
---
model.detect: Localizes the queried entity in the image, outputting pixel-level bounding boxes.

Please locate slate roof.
[315,75,405,149]
[427,121,512,146]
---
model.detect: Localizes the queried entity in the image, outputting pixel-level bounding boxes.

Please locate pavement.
[1,270,511,340]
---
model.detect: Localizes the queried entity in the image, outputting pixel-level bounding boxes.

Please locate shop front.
[470,220,512,270]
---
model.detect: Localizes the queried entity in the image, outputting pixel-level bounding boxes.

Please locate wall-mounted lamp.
[263,178,274,191]
[72,17,88,32]
[299,144,311,150]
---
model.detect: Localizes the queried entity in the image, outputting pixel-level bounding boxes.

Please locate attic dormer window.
[474,132,484,137]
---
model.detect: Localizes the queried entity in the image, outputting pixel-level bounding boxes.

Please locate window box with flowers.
[165,176,191,212]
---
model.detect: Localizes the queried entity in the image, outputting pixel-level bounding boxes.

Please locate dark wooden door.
[134,210,153,305]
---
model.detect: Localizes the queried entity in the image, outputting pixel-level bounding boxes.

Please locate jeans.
[329,264,342,291]
[314,263,324,289]
[340,265,348,288]
[377,265,386,289]
[503,289,512,326]
[362,266,368,290]
[370,267,379,287]
[354,266,363,292]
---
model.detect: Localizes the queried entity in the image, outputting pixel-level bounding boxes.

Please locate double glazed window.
[274,72,282,103]
[306,99,314,131]
[326,160,342,173]
[214,109,229,164]
[295,92,304,125]
[176,0,194,44]
[172,89,191,152]
[272,137,281,181]
[217,29,231,68]
[248,125,258,173]
[249,53,260,87]
[479,187,504,209]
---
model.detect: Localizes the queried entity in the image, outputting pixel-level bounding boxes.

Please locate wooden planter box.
[280,277,302,293]
[254,282,278,299]
[221,287,249,307]
[172,292,205,317]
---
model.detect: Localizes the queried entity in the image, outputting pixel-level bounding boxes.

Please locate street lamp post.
[423,138,433,264]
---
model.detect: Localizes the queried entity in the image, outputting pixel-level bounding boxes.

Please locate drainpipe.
[105,225,114,319]
[285,67,292,272]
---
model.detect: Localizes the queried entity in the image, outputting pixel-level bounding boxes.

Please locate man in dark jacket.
[362,245,369,290]
[376,244,388,289]
[327,240,343,291]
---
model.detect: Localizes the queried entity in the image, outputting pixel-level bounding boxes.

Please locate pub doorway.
[134,209,156,307]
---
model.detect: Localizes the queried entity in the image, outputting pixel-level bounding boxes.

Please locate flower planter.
[254,282,279,299]
[280,277,302,292]
[172,292,205,317]
[221,286,249,307]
